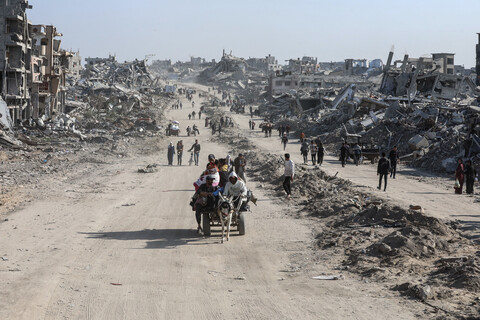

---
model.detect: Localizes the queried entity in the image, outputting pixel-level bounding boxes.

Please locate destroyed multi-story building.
[246,54,281,74]
[0,1,81,124]
[379,48,475,100]
[0,0,32,124]
[285,56,318,75]
[431,53,455,74]
[30,24,73,119]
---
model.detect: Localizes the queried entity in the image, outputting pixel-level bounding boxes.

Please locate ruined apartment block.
[0,0,81,125]
[0,0,32,124]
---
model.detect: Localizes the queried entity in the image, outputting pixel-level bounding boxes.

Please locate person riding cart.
[223,172,249,211]
[193,175,219,234]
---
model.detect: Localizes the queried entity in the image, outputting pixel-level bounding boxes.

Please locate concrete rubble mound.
[215,124,480,318]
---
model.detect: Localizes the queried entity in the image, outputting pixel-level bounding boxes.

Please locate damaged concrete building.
[0,1,82,125]
[0,0,32,124]
[379,49,475,100]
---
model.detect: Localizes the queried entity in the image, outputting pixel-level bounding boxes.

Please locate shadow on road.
[79,229,205,249]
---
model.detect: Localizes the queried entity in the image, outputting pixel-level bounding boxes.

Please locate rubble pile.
[198,53,268,106]
[214,124,479,317]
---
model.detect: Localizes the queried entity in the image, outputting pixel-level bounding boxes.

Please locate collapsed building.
[0,0,82,126]
[249,44,480,173]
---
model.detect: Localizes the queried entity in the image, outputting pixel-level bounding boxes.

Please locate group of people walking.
[300,136,324,166]
[167,139,201,166]
[455,158,477,195]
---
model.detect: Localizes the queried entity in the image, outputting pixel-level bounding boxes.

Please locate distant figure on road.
[283,153,295,200]
[167,142,175,166]
[188,139,201,166]
[353,143,362,166]
[340,143,348,167]
[300,140,309,164]
[198,111,202,119]
[249,119,252,130]
[188,113,192,120]
[310,141,318,165]
[176,140,183,166]
[389,146,399,178]
[454,158,465,194]
[192,111,196,119]
[251,121,256,130]
[193,124,200,135]
[281,134,288,150]
[315,137,324,166]
[286,125,290,136]
[299,132,305,143]
[464,159,477,194]
[377,152,390,191]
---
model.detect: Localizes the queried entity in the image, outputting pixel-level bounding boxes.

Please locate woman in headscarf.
[167,142,175,166]
[454,158,464,194]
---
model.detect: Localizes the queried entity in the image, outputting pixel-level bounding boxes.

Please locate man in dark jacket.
[188,140,201,166]
[340,143,348,167]
[315,137,324,166]
[377,152,391,191]
[464,160,477,194]
[388,146,399,179]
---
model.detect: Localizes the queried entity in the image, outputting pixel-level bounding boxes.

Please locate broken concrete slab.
[408,134,429,150]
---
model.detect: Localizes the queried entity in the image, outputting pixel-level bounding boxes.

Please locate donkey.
[217,193,233,243]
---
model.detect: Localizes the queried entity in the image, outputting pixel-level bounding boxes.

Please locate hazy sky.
[28,0,480,67]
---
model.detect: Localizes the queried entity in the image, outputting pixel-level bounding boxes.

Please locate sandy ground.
[0,85,434,319]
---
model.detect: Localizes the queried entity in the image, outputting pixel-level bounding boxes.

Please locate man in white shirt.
[283,153,295,199]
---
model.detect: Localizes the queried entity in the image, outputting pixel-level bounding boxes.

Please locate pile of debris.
[211,121,480,317]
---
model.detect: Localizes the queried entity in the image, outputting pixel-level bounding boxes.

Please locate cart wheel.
[238,213,246,235]
[203,213,211,236]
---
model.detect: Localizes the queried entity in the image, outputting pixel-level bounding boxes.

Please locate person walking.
[234,154,247,182]
[252,121,256,130]
[192,111,196,119]
[188,139,201,166]
[316,137,324,166]
[193,124,200,135]
[188,113,192,120]
[353,143,362,166]
[281,134,288,150]
[198,111,202,119]
[300,140,309,164]
[464,160,477,195]
[454,158,465,194]
[167,142,175,166]
[377,152,390,191]
[310,141,318,165]
[389,146,399,178]
[176,140,184,166]
[249,119,252,130]
[299,132,305,143]
[283,153,295,200]
[340,143,348,167]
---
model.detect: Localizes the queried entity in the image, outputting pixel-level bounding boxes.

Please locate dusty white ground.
[1,83,469,319]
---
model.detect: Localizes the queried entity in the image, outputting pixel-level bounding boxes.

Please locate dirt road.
[0,87,425,319]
